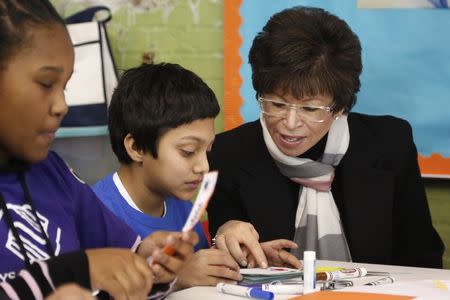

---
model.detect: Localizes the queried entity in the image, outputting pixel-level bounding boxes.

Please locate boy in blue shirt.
[93,63,243,288]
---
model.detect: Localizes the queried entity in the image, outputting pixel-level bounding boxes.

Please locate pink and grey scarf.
[260,115,352,261]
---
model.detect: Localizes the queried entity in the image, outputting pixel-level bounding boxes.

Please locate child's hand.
[86,248,153,300]
[45,284,95,300]
[246,239,302,269]
[138,231,198,283]
[175,248,242,289]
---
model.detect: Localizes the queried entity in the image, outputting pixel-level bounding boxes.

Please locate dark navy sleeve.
[0,251,90,300]
[48,152,140,250]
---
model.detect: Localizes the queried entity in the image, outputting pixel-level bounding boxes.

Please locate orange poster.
[289,291,413,300]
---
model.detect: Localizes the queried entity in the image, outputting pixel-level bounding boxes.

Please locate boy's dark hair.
[0,0,65,70]
[109,63,220,164]
[249,6,362,113]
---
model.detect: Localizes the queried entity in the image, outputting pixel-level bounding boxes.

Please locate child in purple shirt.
[0,1,197,299]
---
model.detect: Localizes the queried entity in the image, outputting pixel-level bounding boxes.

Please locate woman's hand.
[175,248,242,289]
[247,239,302,269]
[214,220,268,268]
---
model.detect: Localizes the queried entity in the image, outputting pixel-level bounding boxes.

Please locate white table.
[166,260,450,299]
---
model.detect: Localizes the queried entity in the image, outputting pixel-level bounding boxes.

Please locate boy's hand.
[246,239,302,269]
[175,248,242,289]
[86,248,153,300]
[214,220,268,268]
[138,231,198,283]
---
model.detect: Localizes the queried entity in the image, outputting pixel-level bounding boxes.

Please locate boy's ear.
[124,133,144,163]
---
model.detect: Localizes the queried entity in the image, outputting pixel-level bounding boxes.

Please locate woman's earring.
[334,115,340,120]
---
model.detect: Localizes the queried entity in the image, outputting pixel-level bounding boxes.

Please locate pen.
[303,251,316,294]
[364,276,394,286]
[158,171,218,257]
[315,267,367,281]
[262,284,303,294]
[324,280,354,290]
[217,283,274,300]
[262,283,326,294]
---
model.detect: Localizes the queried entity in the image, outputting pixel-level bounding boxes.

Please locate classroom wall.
[50,0,224,185]
[50,0,449,269]
[51,0,224,131]
[425,180,450,269]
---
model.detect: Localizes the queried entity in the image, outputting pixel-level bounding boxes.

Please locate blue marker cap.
[249,288,274,300]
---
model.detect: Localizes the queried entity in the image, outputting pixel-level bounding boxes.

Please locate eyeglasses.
[258,96,333,123]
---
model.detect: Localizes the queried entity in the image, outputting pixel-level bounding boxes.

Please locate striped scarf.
[260,114,352,261]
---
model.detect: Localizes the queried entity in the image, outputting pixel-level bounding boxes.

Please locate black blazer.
[208,112,444,268]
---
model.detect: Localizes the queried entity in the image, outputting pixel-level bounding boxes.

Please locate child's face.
[0,24,74,164]
[141,118,215,201]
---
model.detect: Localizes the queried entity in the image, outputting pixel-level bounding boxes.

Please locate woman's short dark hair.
[0,0,65,69]
[249,6,362,113]
[108,63,220,164]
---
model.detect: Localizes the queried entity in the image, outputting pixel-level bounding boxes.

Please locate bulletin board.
[223,0,450,178]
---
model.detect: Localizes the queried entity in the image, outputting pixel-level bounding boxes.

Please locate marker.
[316,267,367,281]
[152,171,218,259]
[262,284,303,295]
[325,280,354,290]
[364,276,395,286]
[303,251,316,294]
[217,283,274,300]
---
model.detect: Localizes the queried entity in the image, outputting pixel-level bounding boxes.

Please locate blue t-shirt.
[0,152,139,281]
[92,173,209,252]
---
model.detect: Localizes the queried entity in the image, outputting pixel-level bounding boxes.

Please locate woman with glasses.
[208,6,444,269]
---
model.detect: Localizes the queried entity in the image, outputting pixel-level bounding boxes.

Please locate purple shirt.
[0,152,139,281]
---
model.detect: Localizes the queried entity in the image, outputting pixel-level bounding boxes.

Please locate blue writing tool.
[217,283,274,300]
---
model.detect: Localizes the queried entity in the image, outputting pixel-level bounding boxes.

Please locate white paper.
[240,267,301,276]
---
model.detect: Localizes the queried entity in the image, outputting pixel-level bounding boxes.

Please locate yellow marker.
[432,280,449,291]
[316,266,344,273]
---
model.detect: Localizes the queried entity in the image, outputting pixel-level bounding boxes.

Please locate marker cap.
[249,288,274,300]
[304,251,316,260]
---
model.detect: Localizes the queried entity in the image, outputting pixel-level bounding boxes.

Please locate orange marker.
[316,267,367,281]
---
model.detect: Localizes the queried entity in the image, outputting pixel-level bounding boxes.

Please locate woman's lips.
[279,133,305,147]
